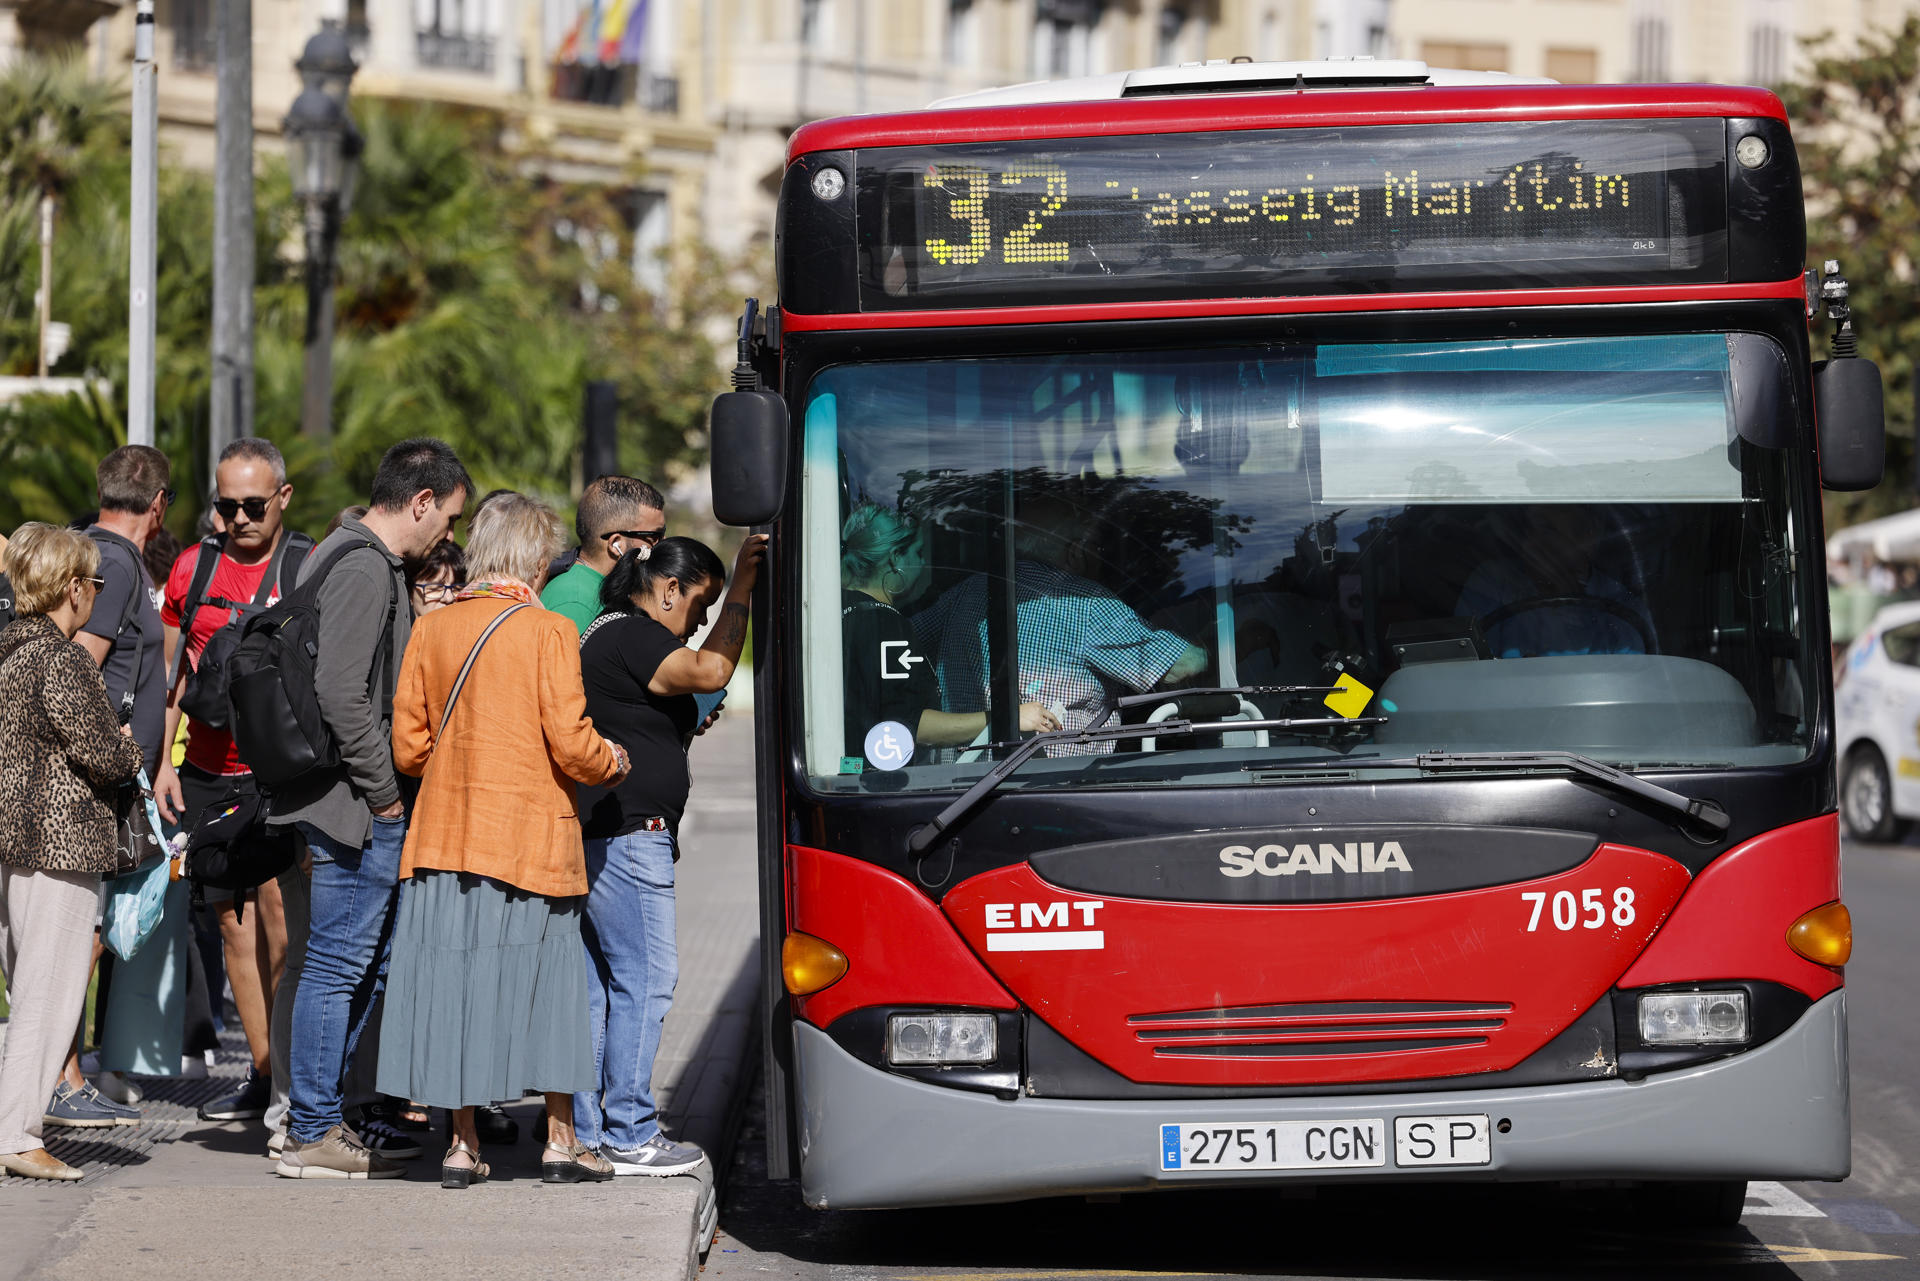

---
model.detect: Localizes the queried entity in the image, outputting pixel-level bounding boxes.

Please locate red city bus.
[708,59,1883,1221]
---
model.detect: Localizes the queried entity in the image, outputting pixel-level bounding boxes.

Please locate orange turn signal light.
[782,931,849,995]
[1786,901,1852,967]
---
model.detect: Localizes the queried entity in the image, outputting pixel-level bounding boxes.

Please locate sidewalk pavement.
[0,713,763,1281]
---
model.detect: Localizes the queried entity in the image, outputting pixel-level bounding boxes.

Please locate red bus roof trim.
[778,279,1806,333]
[786,84,1787,161]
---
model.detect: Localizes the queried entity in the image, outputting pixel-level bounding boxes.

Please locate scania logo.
[1219,840,1413,877]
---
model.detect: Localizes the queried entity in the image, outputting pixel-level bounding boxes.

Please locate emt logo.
[983,900,1105,952]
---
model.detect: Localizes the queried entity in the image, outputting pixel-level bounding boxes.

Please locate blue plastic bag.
[102,772,172,961]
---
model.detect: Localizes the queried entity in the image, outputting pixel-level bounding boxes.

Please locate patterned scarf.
[456,578,537,605]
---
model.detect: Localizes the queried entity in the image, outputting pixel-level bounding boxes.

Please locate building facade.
[4,0,1917,295]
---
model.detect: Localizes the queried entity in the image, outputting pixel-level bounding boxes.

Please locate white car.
[1836,600,1920,841]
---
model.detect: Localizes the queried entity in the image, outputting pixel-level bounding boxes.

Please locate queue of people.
[0,443,746,1187]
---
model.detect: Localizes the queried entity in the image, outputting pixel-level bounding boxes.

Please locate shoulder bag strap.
[436,604,530,746]
[86,530,144,641]
[168,537,227,687]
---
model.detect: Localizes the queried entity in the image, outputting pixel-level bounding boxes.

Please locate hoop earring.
[880,568,907,597]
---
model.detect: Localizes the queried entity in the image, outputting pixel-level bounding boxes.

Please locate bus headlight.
[1637,990,1749,1045]
[887,1013,998,1066]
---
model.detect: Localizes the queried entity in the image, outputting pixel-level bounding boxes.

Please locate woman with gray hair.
[377,492,630,1188]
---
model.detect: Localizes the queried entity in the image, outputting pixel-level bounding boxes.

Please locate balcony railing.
[550,65,680,114]
[416,30,497,74]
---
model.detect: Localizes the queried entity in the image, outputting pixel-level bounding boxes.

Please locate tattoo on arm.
[709,601,749,651]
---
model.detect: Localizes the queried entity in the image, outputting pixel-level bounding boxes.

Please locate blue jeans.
[287,817,405,1144]
[574,830,677,1152]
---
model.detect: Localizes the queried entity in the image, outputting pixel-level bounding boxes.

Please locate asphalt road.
[707,837,1920,1281]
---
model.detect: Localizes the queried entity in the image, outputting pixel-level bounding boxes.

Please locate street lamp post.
[284,24,361,439]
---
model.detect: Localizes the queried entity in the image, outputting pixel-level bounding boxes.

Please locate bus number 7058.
[1521,888,1636,932]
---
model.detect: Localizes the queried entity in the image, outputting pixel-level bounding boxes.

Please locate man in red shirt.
[159,438,308,1124]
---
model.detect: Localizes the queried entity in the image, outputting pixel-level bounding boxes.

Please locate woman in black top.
[839,504,1054,764]
[572,533,764,1175]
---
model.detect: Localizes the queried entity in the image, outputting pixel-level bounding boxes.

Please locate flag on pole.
[596,0,635,64]
[617,0,649,66]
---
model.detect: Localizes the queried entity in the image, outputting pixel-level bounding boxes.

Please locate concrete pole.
[298,201,335,439]
[210,0,255,477]
[128,0,158,447]
[36,194,50,377]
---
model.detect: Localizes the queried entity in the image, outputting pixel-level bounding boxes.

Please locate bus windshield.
[798,333,1816,793]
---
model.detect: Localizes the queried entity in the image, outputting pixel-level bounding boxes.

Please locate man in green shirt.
[542,475,667,633]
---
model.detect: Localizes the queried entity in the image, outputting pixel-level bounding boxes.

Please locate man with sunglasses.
[158,438,313,1128]
[540,475,667,634]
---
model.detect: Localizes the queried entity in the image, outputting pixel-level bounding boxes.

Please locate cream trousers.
[0,865,99,1155]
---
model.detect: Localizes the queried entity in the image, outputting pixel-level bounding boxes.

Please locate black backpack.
[170,532,314,730]
[183,782,298,910]
[0,571,13,627]
[226,539,397,792]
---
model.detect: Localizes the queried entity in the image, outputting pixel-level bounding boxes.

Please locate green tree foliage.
[1779,16,1920,530]
[0,58,731,542]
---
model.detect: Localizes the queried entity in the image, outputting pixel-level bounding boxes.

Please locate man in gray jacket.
[274,439,470,1180]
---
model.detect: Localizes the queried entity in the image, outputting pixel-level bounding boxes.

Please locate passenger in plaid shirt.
[912,498,1206,753]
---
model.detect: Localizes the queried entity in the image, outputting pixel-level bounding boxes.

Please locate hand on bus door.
[1018,702,1062,734]
[730,533,770,594]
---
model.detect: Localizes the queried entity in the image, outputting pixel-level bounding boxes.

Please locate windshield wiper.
[1414,750,1732,839]
[904,710,1387,857]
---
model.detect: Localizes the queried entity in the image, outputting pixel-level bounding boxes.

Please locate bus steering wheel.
[1478,594,1654,655]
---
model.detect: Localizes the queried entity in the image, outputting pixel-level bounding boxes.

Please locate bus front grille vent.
[1128,999,1512,1058]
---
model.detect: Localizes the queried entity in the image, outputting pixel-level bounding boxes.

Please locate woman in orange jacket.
[378,492,629,1189]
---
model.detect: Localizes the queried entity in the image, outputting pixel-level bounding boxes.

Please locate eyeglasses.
[601,528,666,548]
[213,496,274,521]
[411,581,464,602]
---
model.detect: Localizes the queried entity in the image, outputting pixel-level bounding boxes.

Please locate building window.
[946,0,975,68]
[800,0,828,51]
[169,0,216,72]
[630,189,670,300]
[1749,23,1786,83]
[1629,14,1670,80]
[1033,0,1101,78]
[1419,41,1508,73]
[1157,5,1187,65]
[415,0,498,73]
[1545,46,1597,83]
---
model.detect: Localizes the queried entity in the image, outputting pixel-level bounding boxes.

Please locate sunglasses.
[601,528,666,547]
[157,488,177,509]
[78,575,106,591]
[213,496,275,521]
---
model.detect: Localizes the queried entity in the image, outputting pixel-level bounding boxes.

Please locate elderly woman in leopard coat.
[0,523,146,1182]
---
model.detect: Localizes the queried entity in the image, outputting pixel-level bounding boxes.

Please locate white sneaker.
[93,1071,143,1106]
[266,1130,287,1160]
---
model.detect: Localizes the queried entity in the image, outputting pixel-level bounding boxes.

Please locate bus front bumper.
[793,991,1849,1210]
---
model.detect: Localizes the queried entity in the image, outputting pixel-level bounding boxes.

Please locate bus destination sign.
[855,119,1727,308]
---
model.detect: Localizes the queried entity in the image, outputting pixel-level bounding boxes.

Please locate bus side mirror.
[1814,357,1885,492]
[710,390,790,526]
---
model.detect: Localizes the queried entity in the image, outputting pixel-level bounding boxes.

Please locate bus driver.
[840,504,1056,766]
[914,494,1207,752]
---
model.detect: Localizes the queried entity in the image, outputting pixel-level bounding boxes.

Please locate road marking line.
[1766,1245,1906,1263]
[1744,1180,1828,1217]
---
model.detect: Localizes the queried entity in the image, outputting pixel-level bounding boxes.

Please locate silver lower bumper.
[794,991,1849,1209]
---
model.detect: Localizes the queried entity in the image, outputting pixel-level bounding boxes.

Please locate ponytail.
[599,536,727,615]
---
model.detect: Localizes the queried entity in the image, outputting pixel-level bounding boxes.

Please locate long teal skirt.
[374,870,594,1109]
